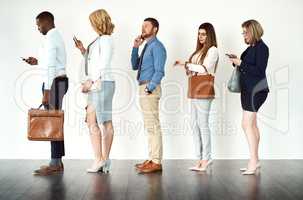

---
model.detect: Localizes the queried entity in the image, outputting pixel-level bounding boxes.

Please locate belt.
[56,74,67,79]
[138,80,150,86]
[55,75,68,81]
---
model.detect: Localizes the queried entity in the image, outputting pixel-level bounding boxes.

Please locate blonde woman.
[74,9,115,173]
[175,23,219,171]
[229,20,269,175]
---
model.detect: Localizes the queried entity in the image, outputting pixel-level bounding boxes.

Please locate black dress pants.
[42,76,68,158]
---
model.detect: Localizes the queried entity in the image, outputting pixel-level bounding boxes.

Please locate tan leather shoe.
[33,164,64,176]
[135,160,151,169]
[137,161,162,173]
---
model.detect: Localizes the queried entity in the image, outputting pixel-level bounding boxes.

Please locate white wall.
[0,0,302,159]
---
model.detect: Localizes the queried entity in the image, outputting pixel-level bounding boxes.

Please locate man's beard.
[141,32,153,39]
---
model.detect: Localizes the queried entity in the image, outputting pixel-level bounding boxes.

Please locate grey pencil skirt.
[87,81,115,124]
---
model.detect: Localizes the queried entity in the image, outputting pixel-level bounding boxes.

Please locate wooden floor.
[0,160,303,200]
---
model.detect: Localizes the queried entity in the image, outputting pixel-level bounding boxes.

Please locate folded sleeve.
[187,63,206,73]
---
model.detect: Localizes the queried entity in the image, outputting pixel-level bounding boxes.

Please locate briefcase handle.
[37,104,55,110]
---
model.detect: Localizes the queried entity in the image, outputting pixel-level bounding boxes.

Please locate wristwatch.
[145,87,152,94]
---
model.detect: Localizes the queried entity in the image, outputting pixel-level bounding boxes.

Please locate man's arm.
[44,39,57,90]
[131,35,144,70]
[42,39,57,105]
[131,47,140,70]
[146,44,167,92]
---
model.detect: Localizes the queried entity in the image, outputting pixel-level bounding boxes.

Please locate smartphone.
[139,34,146,41]
[73,35,78,43]
[225,53,237,59]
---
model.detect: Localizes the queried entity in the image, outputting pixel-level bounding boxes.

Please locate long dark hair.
[189,23,217,64]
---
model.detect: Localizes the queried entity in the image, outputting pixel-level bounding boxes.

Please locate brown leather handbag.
[187,64,217,99]
[27,104,64,141]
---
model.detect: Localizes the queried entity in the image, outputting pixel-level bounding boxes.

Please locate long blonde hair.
[89,9,115,35]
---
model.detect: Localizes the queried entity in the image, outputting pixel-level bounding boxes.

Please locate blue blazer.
[239,39,270,93]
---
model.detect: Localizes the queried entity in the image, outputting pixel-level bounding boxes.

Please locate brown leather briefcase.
[27,104,64,141]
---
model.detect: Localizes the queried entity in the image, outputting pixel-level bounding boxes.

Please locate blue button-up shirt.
[131,37,167,92]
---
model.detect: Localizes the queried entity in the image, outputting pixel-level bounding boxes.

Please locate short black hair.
[36,11,54,23]
[144,17,159,33]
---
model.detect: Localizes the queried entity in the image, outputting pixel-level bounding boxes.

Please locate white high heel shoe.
[190,160,213,172]
[189,165,201,171]
[240,162,261,171]
[242,167,258,175]
[86,160,106,173]
[102,159,111,173]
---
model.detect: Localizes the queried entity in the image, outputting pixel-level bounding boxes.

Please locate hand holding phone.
[21,57,38,65]
[73,35,85,54]
[73,35,78,43]
[225,53,237,59]
[134,35,144,48]
[173,60,185,67]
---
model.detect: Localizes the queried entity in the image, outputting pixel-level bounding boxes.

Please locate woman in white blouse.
[74,9,115,173]
[175,22,219,171]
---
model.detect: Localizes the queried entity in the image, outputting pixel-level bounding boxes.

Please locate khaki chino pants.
[139,84,163,164]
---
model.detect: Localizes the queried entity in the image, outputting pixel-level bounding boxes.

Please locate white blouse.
[187,46,219,75]
[80,35,114,90]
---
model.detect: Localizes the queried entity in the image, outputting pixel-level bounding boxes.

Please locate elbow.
[154,71,165,80]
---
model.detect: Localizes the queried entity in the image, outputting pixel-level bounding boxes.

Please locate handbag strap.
[204,59,219,75]
[191,64,211,76]
[213,59,219,74]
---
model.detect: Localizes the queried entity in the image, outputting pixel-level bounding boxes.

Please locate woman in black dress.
[229,19,269,175]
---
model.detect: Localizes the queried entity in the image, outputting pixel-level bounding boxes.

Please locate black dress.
[239,40,269,112]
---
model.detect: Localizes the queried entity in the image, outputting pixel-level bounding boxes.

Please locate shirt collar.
[46,27,57,37]
[146,36,157,45]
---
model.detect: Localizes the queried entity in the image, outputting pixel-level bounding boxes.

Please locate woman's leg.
[242,110,259,169]
[86,104,102,163]
[100,121,114,160]
[252,116,260,156]
[196,99,212,167]
[191,100,203,167]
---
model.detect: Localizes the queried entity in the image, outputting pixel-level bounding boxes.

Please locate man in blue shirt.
[131,18,167,173]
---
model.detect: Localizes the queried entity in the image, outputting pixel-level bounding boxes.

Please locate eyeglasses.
[199,33,207,37]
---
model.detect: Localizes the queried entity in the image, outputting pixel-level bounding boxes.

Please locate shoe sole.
[33,170,63,176]
[137,168,162,174]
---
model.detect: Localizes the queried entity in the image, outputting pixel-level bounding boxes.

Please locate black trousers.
[42,76,69,159]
